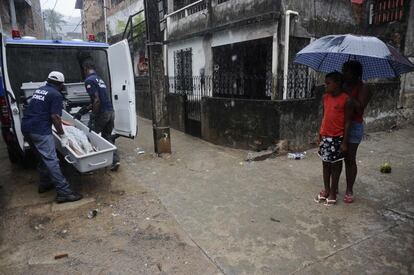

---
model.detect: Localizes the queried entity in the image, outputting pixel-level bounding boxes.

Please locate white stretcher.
[53,110,116,173]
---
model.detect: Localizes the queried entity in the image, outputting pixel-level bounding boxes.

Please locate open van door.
[108,40,137,138]
[1,33,25,151]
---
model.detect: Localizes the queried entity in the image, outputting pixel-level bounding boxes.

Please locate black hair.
[82,59,96,71]
[325,71,344,85]
[342,60,363,79]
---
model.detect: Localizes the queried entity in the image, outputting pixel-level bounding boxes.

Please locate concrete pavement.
[117,117,414,275]
[0,116,413,274]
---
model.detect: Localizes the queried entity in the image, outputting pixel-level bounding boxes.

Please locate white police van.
[0,32,137,169]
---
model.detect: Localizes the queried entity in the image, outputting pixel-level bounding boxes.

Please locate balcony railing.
[166,0,206,21]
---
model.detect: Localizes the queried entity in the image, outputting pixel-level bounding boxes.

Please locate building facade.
[0,0,45,38]
[165,0,412,99]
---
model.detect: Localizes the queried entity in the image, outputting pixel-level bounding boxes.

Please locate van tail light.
[12,29,21,39]
[0,96,11,126]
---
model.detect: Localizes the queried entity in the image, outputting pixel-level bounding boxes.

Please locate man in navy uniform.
[74,60,120,171]
[21,71,83,203]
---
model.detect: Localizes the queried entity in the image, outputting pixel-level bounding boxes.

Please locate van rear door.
[1,34,25,151]
[107,40,137,138]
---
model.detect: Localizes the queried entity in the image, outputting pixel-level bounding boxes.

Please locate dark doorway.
[212,38,272,99]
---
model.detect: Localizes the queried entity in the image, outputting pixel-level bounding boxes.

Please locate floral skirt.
[318,136,344,163]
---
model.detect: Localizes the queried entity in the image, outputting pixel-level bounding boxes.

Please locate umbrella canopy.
[294,34,414,80]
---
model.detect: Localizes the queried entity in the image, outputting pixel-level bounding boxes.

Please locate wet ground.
[0,116,413,274]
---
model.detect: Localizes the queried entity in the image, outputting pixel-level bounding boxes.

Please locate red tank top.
[351,81,364,123]
[320,92,349,137]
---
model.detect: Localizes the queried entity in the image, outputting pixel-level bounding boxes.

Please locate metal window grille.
[174,49,193,94]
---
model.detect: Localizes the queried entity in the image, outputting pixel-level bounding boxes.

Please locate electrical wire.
[72,19,82,32]
[51,0,59,13]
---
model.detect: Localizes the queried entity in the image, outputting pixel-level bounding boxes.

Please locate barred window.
[174,49,193,93]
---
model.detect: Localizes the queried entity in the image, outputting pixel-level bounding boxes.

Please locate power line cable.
[72,19,82,32]
[51,0,59,13]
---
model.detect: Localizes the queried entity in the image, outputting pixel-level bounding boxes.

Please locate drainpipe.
[9,0,17,29]
[283,10,299,100]
[103,0,108,43]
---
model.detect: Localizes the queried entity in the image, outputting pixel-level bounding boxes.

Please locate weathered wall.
[135,77,152,120]
[283,0,360,38]
[168,8,209,40]
[200,83,400,151]
[167,94,186,132]
[0,0,44,38]
[201,97,280,150]
[277,88,323,150]
[168,0,280,40]
[213,0,279,26]
[107,0,144,36]
[82,0,104,35]
[364,82,400,131]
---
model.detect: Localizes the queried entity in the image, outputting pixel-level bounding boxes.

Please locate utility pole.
[144,0,172,154]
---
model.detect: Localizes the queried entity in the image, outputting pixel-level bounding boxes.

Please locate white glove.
[60,134,69,147]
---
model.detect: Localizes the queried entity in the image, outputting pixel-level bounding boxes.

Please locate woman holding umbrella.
[342,60,371,203]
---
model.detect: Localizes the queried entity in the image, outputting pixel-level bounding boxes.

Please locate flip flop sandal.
[343,193,354,204]
[314,190,329,203]
[325,198,337,206]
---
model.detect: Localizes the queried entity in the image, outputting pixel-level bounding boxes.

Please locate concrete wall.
[211,21,276,47]
[212,0,279,26]
[201,97,280,150]
[167,0,280,40]
[135,77,152,120]
[107,0,144,36]
[200,83,400,151]
[364,82,400,131]
[167,94,186,132]
[81,0,104,36]
[168,5,209,40]
[0,0,44,38]
[282,0,359,38]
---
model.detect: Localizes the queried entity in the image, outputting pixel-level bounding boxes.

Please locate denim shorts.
[349,122,364,144]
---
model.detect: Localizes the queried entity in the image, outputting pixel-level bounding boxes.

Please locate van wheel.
[7,146,20,164]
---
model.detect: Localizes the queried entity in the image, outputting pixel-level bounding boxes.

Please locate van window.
[5,46,111,104]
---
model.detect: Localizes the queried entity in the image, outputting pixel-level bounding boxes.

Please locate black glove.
[88,113,97,132]
[73,112,82,120]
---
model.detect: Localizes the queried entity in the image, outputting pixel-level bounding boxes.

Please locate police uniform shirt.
[84,73,113,113]
[21,83,63,135]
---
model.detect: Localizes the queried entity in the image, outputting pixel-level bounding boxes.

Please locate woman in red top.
[315,72,353,205]
[342,61,372,203]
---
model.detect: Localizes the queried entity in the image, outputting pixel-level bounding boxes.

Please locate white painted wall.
[167,37,206,78]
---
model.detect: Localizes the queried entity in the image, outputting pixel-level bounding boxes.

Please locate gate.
[168,75,209,137]
[185,76,209,137]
